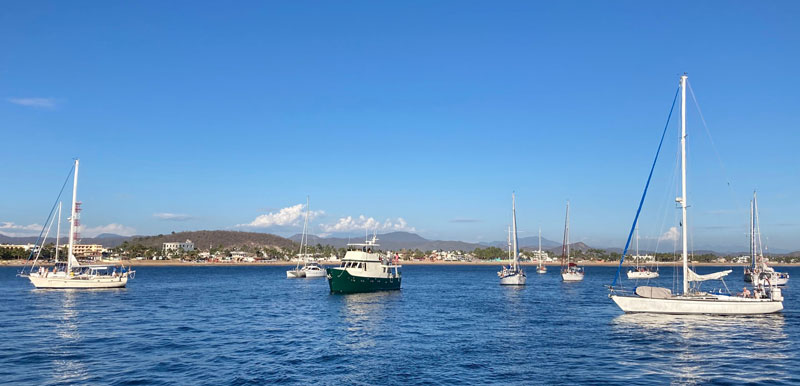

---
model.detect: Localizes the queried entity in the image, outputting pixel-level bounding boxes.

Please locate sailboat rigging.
[610,74,783,314]
[560,201,584,281]
[498,193,526,285]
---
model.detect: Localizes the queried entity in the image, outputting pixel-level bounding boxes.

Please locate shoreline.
[3,260,799,268]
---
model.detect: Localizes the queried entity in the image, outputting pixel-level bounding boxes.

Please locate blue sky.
[2,1,799,252]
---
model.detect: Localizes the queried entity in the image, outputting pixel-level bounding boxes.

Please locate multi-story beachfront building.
[163,240,195,254]
[0,243,39,252]
[72,244,105,257]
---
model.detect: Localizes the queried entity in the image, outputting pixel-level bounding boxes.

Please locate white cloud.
[79,224,137,237]
[238,204,323,228]
[659,226,680,242]
[7,97,57,108]
[0,222,44,237]
[153,213,193,221]
[319,215,415,233]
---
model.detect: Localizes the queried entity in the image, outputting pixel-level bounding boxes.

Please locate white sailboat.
[560,201,584,281]
[21,159,134,289]
[626,226,659,279]
[287,197,325,278]
[610,74,783,314]
[744,192,789,286]
[536,228,547,274]
[498,193,526,285]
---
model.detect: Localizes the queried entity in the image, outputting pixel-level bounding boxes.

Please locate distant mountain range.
[3,229,798,256]
[479,236,561,249]
[290,231,482,251]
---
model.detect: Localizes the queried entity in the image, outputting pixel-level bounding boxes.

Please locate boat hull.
[286,270,305,278]
[610,295,783,315]
[303,269,326,278]
[536,268,547,274]
[27,275,128,289]
[627,270,660,279]
[561,272,584,281]
[326,268,401,294]
[744,272,788,286]
[499,273,526,285]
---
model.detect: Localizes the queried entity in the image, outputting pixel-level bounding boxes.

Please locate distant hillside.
[291,231,484,251]
[542,242,592,255]
[0,233,131,248]
[130,230,296,250]
[480,236,561,249]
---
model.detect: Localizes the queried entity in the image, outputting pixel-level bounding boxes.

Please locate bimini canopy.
[687,268,732,282]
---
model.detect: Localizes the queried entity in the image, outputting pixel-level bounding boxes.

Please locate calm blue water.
[1,265,798,385]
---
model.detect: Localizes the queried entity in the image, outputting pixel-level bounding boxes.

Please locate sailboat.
[536,228,547,274]
[286,197,324,278]
[610,74,783,314]
[626,226,659,279]
[744,192,789,286]
[20,159,134,289]
[498,193,526,285]
[560,201,584,281]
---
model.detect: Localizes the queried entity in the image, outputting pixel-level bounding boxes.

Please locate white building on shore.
[163,240,195,254]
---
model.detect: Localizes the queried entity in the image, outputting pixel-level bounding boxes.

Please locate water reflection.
[337,291,400,350]
[37,290,91,384]
[611,313,789,384]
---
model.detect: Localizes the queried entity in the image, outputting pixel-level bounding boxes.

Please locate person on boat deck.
[362,246,366,252]
[367,248,371,253]
[741,287,751,297]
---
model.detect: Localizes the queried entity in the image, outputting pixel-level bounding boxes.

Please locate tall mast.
[561,202,569,268]
[507,226,511,262]
[537,227,543,269]
[296,196,310,270]
[55,202,61,263]
[754,192,764,263]
[566,201,570,263]
[511,193,519,270]
[750,196,756,270]
[68,159,79,272]
[679,74,689,295]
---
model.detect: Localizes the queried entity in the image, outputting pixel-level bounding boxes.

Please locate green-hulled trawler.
[326,235,401,294]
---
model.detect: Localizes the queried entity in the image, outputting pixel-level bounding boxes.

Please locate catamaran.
[19,159,134,289]
[286,197,325,278]
[743,192,789,286]
[560,201,584,281]
[498,194,526,285]
[626,226,659,279]
[535,228,547,274]
[610,74,783,314]
[326,233,402,293]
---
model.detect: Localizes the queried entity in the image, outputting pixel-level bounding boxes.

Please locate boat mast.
[511,193,519,271]
[296,196,310,270]
[538,227,542,267]
[68,159,79,272]
[566,201,570,264]
[635,224,639,268]
[679,74,689,295]
[750,195,756,271]
[55,202,61,263]
[561,202,569,269]
[507,226,511,263]
[754,192,764,265]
